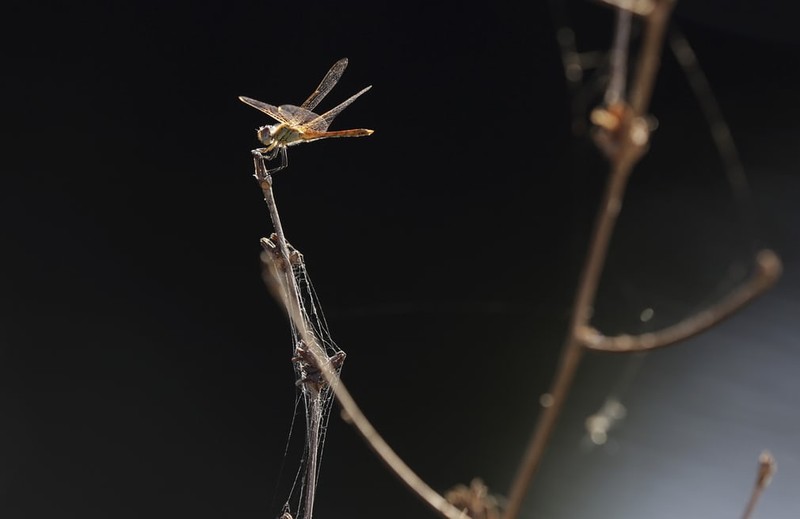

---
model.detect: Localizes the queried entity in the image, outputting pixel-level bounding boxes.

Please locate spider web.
[270,248,345,519]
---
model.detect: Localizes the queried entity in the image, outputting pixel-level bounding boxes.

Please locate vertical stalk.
[255,155,470,519]
[503,158,635,519]
[503,3,676,519]
[256,158,303,329]
[303,392,323,519]
[256,155,329,519]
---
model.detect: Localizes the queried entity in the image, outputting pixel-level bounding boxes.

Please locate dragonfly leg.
[271,147,288,173]
[253,147,288,175]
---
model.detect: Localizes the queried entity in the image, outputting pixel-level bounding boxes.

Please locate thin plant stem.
[256,156,472,519]
[579,249,782,352]
[503,142,637,519]
[256,154,330,519]
[303,393,323,519]
[255,155,305,336]
[741,451,776,519]
[503,3,676,519]
[628,1,674,116]
[605,8,632,105]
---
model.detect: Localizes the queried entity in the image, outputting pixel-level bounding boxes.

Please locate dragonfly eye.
[257,125,275,146]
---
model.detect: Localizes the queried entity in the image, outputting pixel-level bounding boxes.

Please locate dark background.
[2,1,799,518]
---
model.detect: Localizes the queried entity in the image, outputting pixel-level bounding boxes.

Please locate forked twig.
[254,154,472,519]
[503,3,680,519]
[506,1,784,517]
[251,10,780,517]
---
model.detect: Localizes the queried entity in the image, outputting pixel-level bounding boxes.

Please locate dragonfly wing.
[306,85,372,132]
[300,58,348,111]
[239,96,292,124]
[277,104,323,127]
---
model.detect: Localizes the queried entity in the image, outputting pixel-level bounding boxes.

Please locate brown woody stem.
[503,3,677,519]
[579,249,782,352]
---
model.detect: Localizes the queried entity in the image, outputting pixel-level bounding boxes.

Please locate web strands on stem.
[248,53,480,519]
[260,231,473,519]
[261,235,345,519]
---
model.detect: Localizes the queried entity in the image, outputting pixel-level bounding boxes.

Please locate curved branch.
[579,249,782,352]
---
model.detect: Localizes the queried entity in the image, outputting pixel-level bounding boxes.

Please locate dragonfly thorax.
[257,123,303,149]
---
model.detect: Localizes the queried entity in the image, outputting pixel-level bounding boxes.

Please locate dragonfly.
[240,58,374,174]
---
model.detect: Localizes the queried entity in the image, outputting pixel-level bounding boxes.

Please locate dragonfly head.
[256,125,278,149]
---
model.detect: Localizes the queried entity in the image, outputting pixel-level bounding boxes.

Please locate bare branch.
[628,0,675,115]
[503,3,676,519]
[579,249,782,352]
[605,8,632,106]
[256,159,472,519]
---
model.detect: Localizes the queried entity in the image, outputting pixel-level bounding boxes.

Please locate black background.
[2,1,800,518]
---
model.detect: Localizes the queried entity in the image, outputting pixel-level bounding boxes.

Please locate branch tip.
[756,450,776,489]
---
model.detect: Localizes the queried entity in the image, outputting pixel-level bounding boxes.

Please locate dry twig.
[503,3,692,518]
[255,154,472,519]
[504,1,782,516]
[249,6,782,517]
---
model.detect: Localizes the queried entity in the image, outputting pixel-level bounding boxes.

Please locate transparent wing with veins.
[238,58,348,124]
[305,85,372,131]
[300,58,349,111]
[239,85,372,133]
[239,57,372,136]
[272,86,373,132]
[237,97,311,127]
